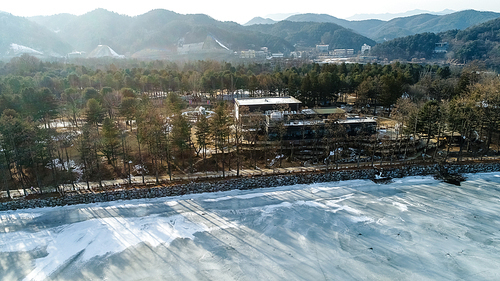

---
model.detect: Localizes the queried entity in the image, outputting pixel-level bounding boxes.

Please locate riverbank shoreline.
[2,162,500,212]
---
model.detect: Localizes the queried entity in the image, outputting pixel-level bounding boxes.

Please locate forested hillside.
[24,9,371,56]
[2,8,495,61]
[31,9,288,54]
[371,17,500,68]
[245,21,376,50]
[450,18,500,65]
[243,17,277,26]
[0,12,72,56]
[283,13,384,38]
[28,13,78,32]
[281,10,500,42]
[366,10,500,42]
[370,33,442,61]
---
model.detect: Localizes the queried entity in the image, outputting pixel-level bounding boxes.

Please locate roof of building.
[338,117,377,124]
[313,108,346,115]
[235,97,302,107]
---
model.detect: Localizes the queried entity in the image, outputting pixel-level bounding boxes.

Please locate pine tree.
[101,118,120,168]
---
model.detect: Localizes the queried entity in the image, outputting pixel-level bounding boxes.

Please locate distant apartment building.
[240,50,256,58]
[257,47,269,58]
[361,44,371,54]
[240,49,267,59]
[290,51,304,58]
[331,49,354,57]
[316,45,329,53]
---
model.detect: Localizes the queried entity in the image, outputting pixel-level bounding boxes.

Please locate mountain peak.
[244,17,277,26]
[82,8,129,18]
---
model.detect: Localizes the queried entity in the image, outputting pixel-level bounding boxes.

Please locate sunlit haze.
[3,0,500,24]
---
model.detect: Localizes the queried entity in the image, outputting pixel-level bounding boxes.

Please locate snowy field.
[1,173,500,280]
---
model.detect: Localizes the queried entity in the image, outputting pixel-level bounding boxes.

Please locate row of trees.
[1,55,453,109]
[0,56,499,197]
[394,77,500,160]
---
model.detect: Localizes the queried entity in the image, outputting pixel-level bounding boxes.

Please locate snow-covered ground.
[1,174,500,280]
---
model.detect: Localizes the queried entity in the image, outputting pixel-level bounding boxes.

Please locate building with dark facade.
[265,113,377,141]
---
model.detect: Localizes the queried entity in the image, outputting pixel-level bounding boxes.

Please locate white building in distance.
[361,44,371,54]
[316,45,329,53]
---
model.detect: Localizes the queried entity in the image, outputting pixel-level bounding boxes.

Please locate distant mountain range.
[245,10,500,43]
[262,13,299,21]
[246,21,376,50]
[370,16,500,67]
[346,9,455,21]
[0,8,376,60]
[0,9,285,59]
[244,17,277,26]
[0,12,72,57]
[1,8,499,62]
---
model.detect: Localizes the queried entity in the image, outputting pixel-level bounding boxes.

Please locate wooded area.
[1,55,500,198]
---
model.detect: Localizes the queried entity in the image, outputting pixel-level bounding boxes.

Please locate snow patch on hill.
[87,45,124,58]
[9,43,43,55]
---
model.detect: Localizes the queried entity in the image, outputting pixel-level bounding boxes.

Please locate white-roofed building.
[234,97,302,119]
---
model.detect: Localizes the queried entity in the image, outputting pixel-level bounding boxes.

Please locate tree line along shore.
[1,55,500,199]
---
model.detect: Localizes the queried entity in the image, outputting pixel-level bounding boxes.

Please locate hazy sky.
[3,0,500,24]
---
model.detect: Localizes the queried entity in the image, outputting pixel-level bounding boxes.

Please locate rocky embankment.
[2,163,500,211]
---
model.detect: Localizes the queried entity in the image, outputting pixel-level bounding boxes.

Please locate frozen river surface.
[1,173,500,280]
